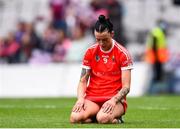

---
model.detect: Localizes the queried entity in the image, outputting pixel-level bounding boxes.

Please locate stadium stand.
[0,0,180,97]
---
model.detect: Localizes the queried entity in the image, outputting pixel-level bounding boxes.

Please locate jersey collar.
[100,39,115,53]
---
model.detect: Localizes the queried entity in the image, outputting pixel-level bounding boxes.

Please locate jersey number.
[103,58,108,64]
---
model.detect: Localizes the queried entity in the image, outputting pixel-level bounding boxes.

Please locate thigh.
[71,99,100,120]
[83,99,100,118]
[112,102,125,118]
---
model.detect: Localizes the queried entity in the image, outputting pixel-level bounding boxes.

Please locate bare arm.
[77,68,90,99]
[72,68,90,112]
[101,70,131,113]
[112,69,131,103]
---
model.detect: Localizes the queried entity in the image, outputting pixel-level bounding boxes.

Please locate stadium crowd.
[0,0,125,64]
[0,0,180,94]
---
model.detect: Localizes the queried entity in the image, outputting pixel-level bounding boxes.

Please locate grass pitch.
[0,95,180,128]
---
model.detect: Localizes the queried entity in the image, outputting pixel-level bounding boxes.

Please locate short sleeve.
[82,49,92,69]
[120,52,133,70]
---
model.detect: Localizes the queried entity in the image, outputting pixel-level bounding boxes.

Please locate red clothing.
[0,41,20,57]
[82,39,133,103]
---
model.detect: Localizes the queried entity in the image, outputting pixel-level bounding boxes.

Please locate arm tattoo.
[80,68,90,83]
[119,87,130,97]
[115,87,130,103]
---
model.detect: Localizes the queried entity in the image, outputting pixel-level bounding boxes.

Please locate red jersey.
[82,39,133,103]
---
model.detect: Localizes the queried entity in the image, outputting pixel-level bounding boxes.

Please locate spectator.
[0,37,6,57]
[25,22,41,50]
[49,0,69,32]
[52,29,71,62]
[90,0,108,18]
[14,21,26,44]
[65,0,94,39]
[40,25,57,53]
[104,0,127,46]
[145,20,169,93]
[0,37,7,63]
[1,32,20,63]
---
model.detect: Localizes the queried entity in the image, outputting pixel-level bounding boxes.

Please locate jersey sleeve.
[120,51,133,70]
[82,49,92,69]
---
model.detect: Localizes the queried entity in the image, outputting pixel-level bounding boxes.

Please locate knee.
[70,113,84,123]
[96,114,112,124]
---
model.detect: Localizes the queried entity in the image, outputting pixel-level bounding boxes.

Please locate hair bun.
[98,15,106,23]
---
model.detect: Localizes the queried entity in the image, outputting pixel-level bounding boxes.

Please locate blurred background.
[0,0,180,98]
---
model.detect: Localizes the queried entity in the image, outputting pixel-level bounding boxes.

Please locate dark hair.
[95,15,113,33]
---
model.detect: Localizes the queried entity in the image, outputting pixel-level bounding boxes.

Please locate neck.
[101,43,112,51]
[100,39,114,53]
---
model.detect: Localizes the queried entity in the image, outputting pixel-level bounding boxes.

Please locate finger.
[78,103,84,112]
[105,105,112,113]
[103,104,110,113]
[75,104,81,112]
[72,105,77,112]
[75,106,80,112]
[110,106,115,114]
[102,103,108,110]
[102,102,108,108]
[83,104,87,110]
[102,105,107,112]
[75,104,82,112]
[73,106,78,112]
[77,106,83,112]
[105,105,111,113]
[101,105,105,109]
[76,107,80,112]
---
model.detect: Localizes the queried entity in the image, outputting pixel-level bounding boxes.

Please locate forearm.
[77,68,90,99]
[113,70,131,103]
[77,82,87,99]
[113,86,130,103]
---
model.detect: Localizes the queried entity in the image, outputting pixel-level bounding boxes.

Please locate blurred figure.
[20,32,33,63]
[0,37,6,61]
[0,32,20,63]
[173,0,180,6]
[15,21,26,44]
[65,0,94,39]
[28,25,57,64]
[90,0,126,46]
[104,0,127,46]
[52,29,71,62]
[49,0,68,32]
[145,20,169,94]
[20,22,42,63]
[90,0,108,17]
[40,25,57,53]
[25,22,41,50]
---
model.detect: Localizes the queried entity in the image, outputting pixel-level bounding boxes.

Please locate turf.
[0,95,180,128]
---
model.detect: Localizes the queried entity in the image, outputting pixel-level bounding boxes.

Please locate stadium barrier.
[0,62,152,98]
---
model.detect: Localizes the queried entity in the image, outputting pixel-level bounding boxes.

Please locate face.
[94,30,113,51]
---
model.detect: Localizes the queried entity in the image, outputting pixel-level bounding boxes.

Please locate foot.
[112,116,124,124]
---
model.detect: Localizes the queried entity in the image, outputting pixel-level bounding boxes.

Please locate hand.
[72,97,86,113]
[101,99,116,114]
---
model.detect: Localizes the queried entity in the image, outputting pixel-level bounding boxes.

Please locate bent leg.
[70,99,100,123]
[96,102,124,124]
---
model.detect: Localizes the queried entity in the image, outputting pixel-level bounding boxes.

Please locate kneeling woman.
[70,15,133,124]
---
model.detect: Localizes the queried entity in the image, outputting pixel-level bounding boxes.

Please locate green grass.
[0,95,180,128]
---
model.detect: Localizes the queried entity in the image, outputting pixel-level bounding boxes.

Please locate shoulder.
[114,41,133,69]
[88,43,99,50]
[85,43,99,54]
[114,41,131,58]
